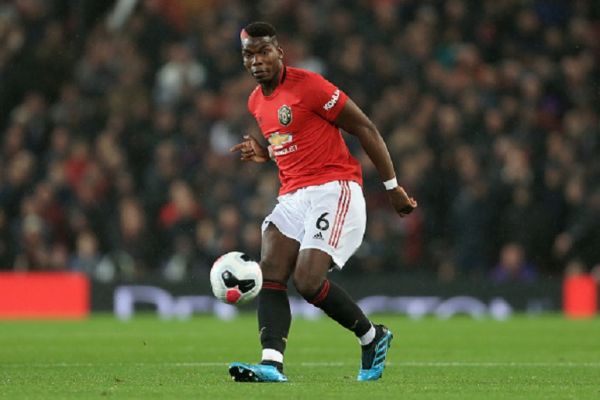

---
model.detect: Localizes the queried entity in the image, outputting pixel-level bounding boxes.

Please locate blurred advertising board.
[0,272,89,319]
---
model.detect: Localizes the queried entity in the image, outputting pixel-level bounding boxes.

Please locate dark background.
[1,0,599,288]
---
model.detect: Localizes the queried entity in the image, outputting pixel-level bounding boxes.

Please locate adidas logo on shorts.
[313,232,324,240]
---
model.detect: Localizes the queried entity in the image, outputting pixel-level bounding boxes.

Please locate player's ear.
[277,46,284,60]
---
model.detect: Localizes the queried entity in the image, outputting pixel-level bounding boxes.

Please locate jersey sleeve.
[302,72,348,122]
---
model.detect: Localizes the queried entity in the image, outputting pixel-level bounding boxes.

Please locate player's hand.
[387,186,418,217]
[229,135,269,163]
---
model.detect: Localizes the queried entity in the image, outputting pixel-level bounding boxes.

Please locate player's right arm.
[229,133,271,163]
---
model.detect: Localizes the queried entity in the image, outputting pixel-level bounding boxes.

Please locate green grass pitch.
[1,314,599,399]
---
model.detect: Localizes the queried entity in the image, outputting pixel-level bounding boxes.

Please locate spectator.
[154,42,206,106]
[108,196,156,276]
[490,242,538,284]
[69,230,101,275]
[0,208,14,269]
[159,179,203,260]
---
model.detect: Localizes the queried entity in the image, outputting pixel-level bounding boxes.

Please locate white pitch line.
[392,361,600,368]
[4,361,600,368]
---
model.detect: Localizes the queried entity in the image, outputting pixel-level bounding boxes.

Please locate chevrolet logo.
[268,133,293,147]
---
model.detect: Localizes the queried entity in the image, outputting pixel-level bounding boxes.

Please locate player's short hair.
[243,22,277,38]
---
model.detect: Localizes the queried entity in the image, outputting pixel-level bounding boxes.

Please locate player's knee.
[292,269,322,300]
[260,259,289,283]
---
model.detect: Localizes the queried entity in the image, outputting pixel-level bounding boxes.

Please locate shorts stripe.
[331,181,351,248]
[329,181,350,248]
[328,181,347,246]
[328,181,348,248]
[333,181,351,248]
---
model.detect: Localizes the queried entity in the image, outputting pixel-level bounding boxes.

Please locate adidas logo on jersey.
[313,232,324,240]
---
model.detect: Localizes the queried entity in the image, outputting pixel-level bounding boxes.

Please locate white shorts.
[261,180,366,269]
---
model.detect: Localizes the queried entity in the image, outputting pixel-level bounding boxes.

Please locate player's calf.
[301,278,373,338]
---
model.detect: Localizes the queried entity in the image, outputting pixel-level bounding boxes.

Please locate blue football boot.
[357,324,393,381]
[229,362,288,382]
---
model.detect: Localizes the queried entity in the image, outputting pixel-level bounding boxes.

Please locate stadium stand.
[0,0,598,282]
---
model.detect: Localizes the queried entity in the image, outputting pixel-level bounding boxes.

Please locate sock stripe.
[309,279,330,305]
[262,281,287,291]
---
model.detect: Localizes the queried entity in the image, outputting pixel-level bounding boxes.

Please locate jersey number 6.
[316,212,330,231]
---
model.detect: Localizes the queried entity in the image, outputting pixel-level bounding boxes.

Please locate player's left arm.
[335,99,417,217]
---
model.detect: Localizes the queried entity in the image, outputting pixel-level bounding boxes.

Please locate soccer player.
[228,22,417,382]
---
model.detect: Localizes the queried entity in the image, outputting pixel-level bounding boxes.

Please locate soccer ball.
[210,251,262,304]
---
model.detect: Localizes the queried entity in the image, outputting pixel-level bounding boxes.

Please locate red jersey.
[248,66,363,195]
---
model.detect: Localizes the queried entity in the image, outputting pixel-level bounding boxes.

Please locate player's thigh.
[260,222,300,283]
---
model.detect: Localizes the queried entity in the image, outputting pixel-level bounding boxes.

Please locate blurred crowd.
[0,0,599,283]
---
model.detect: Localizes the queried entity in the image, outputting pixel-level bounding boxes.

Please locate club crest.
[277,105,292,126]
